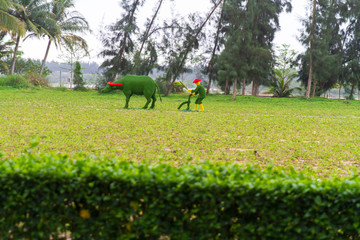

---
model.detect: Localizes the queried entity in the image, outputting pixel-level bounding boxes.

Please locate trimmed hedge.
[1,151,360,239]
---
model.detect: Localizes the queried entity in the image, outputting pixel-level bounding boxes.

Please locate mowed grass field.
[1,88,359,177]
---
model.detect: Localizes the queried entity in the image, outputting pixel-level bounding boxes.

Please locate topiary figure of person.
[73,61,87,91]
[187,78,206,111]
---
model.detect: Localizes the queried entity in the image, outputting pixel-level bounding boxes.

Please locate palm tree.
[267,68,301,97]
[267,44,301,97]
[39,0,89,75]
[0,0,25,35]
[0,31,14,73]
[9,0,56,74]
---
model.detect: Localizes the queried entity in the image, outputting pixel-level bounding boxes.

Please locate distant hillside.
[46,61,101,74]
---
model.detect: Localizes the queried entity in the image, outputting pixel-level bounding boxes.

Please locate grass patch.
[0,88,359,177]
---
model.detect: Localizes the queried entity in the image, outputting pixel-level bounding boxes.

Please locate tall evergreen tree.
[299,0,344,97]
[342,0,360,99]
[73,61,86,91]
[204,0,226,95]
[131,0,170,75]
[218,0,291,97]
[164,0,224,96]
[305,0,317,99]
[157,17,198,92]
[99,0,144,80]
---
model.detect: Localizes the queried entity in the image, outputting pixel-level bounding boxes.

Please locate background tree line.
[0,0,89,89]
[1,0,360,99]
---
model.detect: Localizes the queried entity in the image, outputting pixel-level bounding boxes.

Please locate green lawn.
[1,88,359,177]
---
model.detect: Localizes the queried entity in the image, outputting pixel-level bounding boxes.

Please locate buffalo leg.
[124,93,132,108]
[149,93,157,109]
[143,96,152,109]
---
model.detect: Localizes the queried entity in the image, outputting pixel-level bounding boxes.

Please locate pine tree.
[218,0,292,97]
[99,0,144,80]
[299,0,344,97]
[73,61,86,91]
[342,0,360,99]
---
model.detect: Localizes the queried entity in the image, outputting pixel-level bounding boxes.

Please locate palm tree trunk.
[40,39,52,75]
[10,35,20,74]
[165,0,223,96]
[232,79,237,101]
[306,0,317,99]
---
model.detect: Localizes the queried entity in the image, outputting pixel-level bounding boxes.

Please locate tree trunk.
[339,86,341,99]
[232,79,237,101]
[165,0,223,96]
[206,0,226,95]
[115,0,140,78]
[139,0,163,56]
[306,0,317,99]
[242,78,246,95]
[252,81,259,96]
[224,78,229,95]
[133,0,164,73]
[207,76,212,94]
[349,80,355,99]
[10,35,21,74]
[311,78,317,98]
[40,39,52,76]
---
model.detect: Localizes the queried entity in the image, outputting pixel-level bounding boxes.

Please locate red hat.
[193,79,201,83]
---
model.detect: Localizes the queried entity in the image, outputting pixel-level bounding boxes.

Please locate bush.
[95,73,108,91]
[1,150,360,239]
[24,71,49,87]
[0,74,32,88]
[73,61,87,91]
[155,77,186,94]
[1,58,52,76]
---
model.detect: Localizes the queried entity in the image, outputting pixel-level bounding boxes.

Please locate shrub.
[95,73,109,91]
[0,74,32,88]
[1,58,52,76]
[155,77,186,94]
[73,61,87,91]
[24,71,49,87]
[1,149,360,239]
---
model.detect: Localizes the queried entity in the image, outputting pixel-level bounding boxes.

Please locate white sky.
[20,0,309,64]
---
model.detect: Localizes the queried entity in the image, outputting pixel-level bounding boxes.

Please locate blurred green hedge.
[0,74,32,88]
[1,150,360,239]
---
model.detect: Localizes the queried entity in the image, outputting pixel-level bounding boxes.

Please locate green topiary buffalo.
[101,75,162,109]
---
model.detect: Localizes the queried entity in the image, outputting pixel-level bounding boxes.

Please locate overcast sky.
[20,0,310,64]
